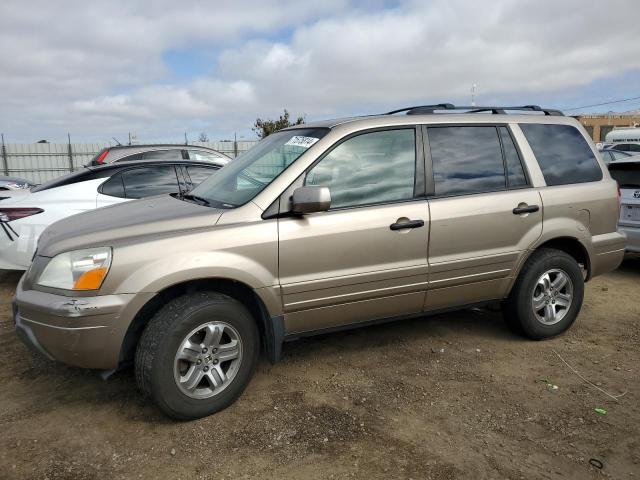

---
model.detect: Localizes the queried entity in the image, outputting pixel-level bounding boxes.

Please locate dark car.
[87,144,232,166]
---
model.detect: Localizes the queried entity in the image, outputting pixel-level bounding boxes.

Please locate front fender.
[109,250,281,315]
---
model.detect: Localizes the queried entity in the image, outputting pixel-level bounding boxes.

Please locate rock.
[170,448,176,456]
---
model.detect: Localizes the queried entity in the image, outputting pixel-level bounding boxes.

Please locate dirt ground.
[0,259,638,480]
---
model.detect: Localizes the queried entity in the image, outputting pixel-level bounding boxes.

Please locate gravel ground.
[0,258,638,480]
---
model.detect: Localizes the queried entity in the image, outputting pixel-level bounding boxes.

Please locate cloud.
[1,0,639,142]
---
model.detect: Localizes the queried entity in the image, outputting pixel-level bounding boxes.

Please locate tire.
[135,291,259,420]
[503,248,584,340]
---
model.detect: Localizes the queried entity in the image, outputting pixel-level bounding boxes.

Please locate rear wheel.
[503,248,584,339]
[135,291,259,420]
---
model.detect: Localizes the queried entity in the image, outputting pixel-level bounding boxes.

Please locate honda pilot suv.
[13,104,626,419]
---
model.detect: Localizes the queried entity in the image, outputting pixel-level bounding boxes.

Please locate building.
[576,111,640,142]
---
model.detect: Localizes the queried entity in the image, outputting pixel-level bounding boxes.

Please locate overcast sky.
[1,0,639,143]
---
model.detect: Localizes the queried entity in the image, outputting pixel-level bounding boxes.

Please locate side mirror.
[291,186,331,214]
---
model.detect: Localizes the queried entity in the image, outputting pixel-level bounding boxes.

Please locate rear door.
[424,124,543,310]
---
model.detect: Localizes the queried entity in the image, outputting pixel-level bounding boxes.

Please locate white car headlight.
[36,247,112,291]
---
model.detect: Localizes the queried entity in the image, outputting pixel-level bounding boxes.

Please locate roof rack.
[386,104,564,116]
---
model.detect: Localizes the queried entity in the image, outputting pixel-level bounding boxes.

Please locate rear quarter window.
[520,124,602,186]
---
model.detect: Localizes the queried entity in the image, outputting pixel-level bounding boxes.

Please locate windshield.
[609,162,640,188]
[190,128,329,208]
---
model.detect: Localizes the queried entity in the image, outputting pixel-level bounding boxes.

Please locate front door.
[278,127,430,334]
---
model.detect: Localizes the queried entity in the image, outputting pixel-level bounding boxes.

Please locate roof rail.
[386,104,564,116]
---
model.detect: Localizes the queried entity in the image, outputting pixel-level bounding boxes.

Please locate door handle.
[512,205,540,215]
[390,219,425,231]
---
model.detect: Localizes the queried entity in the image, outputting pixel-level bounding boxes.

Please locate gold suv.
[14,104,626,419]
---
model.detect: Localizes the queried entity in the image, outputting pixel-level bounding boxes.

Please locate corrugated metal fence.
[0,140,258,184]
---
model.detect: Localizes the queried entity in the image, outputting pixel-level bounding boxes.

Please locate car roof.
[287,112,580,132]
[87,158,225,171]
[108,144,222,152]
[102,144,233,162]
[287,105,577,132]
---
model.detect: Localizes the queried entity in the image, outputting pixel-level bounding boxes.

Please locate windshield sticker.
[285,136,320,148]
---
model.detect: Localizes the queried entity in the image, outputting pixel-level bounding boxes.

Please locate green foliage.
[253,109,304,139]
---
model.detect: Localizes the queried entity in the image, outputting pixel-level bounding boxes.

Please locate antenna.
[471,83,477,107]
[112,137,122,146]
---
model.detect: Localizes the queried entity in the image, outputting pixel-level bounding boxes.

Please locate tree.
[198,132,210,142]
[253,109,304,139]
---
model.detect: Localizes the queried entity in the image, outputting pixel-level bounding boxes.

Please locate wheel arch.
[119,277,284,368]
[514,236,592,288]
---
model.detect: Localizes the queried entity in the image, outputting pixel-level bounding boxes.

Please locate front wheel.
[135,291,259,420]
[503,248,585,339]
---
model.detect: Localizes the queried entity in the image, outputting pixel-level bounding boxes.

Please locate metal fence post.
[67,133,74,173]
[234,133,238,158]
[1,134,8,176]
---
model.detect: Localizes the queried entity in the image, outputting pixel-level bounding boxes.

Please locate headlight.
[36,247,112,291]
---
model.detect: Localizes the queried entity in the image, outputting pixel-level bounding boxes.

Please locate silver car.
[609,159,640,252]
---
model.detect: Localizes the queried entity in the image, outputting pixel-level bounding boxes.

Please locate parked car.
[13,104,625,420]
[600,149,639,164]
[0,155,229,270]
[608,158,640,253]
[87,144,232,166]
[608,142,640,153]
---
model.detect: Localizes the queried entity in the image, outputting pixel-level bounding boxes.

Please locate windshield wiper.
[180,193,212,206]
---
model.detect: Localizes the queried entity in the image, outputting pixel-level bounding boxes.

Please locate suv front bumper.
[13,275,154,370]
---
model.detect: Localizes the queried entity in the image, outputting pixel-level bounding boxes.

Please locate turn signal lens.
[73,267,108,290]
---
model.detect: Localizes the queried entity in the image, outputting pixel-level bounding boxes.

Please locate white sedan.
[0,157,227,270]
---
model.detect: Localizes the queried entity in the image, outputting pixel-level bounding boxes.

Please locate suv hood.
[38,194,222,257]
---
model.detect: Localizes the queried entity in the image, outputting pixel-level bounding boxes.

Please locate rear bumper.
[589,231,626,278]
[619,225,640,253]
[13,276,154,369]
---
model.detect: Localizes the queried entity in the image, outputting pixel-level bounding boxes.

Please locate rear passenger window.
[188,150,223,163]
[120,165,180,199]
[499,127,528,188]
[428,126,505,196]
[520,124,602,186]
[142,150,184,161]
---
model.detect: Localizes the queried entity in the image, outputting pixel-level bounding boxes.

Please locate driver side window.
[305,129,416,209]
